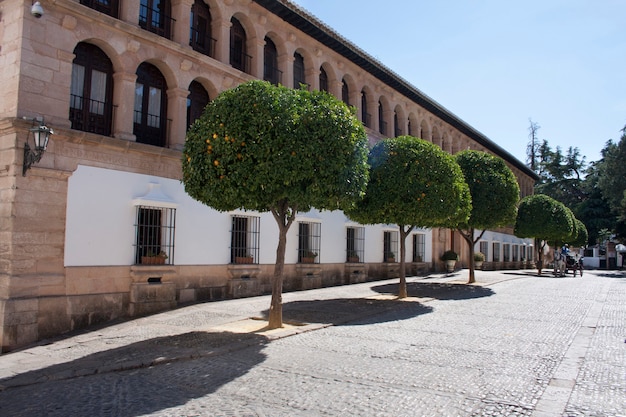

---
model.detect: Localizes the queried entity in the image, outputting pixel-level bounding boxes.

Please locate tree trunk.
[268,201,296,329]
[459,227,485,284]
[397,225,413,299]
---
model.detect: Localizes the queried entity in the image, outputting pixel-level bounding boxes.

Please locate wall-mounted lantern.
[23,119,54,176]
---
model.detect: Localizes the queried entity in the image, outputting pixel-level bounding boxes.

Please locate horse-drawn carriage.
[553,250,583,277]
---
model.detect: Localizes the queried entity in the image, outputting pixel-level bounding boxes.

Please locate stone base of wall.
[228,278,262,299]
[129,282,176,316]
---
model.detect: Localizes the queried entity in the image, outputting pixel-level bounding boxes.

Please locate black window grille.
[190,0,215,57]
[80,0,119,18]
[528,246,534,261]
[134,62,168,147]
[503,244,511,262]
[512,245,519,262]
[394,112,401,137]
[378,101,387,135]
[479,241,489,261]
[361,91,370,127]
[230,215,260,264]
[341,80,349,105]
[187,80,209,129]
[493,242,501,262]
[319,67,328,92]
[139,0,174,39]
[134,206,176,264]
[412,233,425,262]
[298,222,321,263]
[384,231,398,262]
[230,18,250,73]
[263,37,282,85]
[69,42,114,136]
[346,226,364,263]
[293,52,306,88]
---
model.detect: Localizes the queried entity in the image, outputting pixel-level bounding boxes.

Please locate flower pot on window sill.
[141,256,166,265]
[301,257,316,264]
[347,257,360,263]
[385,258,396,263]
[235,256,254,264]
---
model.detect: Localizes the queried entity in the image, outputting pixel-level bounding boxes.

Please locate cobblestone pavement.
[0,269,624,416]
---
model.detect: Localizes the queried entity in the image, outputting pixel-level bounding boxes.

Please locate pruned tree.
[182,81,369,328]
[346,136,471,298]
[514,194,574,275]
[455,150,520,284]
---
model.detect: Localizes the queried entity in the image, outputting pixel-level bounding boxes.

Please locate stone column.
[167,87,190,150]
[215,18,231,65]
[281,54,294,88]
[120,0,140,25]
[112,72,137,141]
[171,0,193,46]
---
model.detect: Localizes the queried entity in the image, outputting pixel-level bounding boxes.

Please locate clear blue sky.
[290,0,626,166]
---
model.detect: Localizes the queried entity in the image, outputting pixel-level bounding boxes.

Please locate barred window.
[528,246,534,261]
[521,245,527,261]
[503,243,511,262]
[384,231,398,262]
[479,241,489,261]
[346,226,364,263]
[512,245,519,262]
[134,206,176,264]
[493,242,501,262]
[412,233,425,262]
[230,215,260,264]
[298,222,321,263]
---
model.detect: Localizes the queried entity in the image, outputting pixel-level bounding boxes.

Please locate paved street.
[0,270,624,416]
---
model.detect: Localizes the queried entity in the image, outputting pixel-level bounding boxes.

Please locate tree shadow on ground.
[586,270,626,279]
[0,331,267,417]
[371,281,495,300]
[261,298,433,327]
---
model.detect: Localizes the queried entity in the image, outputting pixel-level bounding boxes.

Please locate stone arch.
[319,61,339,96]
[432,125,442,148]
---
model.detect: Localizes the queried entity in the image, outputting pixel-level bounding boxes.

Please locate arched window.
[187,81,209,130]
[408,119,413,136]
[230,18,249,73]
[69,42,114,136]
[319,67,328,92]
[190,0,213,57]
[394,112,401,137]
[293,52,306,88]
[80,0,119,18]
[378,101,386,135]
[263,37,281,85]
[361,90,370,127]
[139,0,172,39]
[134,63,168,147]
[341,80,349,105]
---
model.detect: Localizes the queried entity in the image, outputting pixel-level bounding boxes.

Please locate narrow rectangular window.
[384,231,398,262]
[412,233,425,262]
[346,226,365,262]
[503,244,511,262]
[298,222,321,263]
[230,215,260,264]
[134,206,176,264]
[512,245,519,262]
[493,242,501,262]
[479,241,489,261]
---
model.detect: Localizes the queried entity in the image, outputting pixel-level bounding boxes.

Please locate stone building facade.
[0,0,538,351]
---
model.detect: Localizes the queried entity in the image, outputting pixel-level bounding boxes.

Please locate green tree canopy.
[515,194,574,274]
[182,80,369,328]
[346,136,471,297]
[596,130,626,240]
[455,150,520,283]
